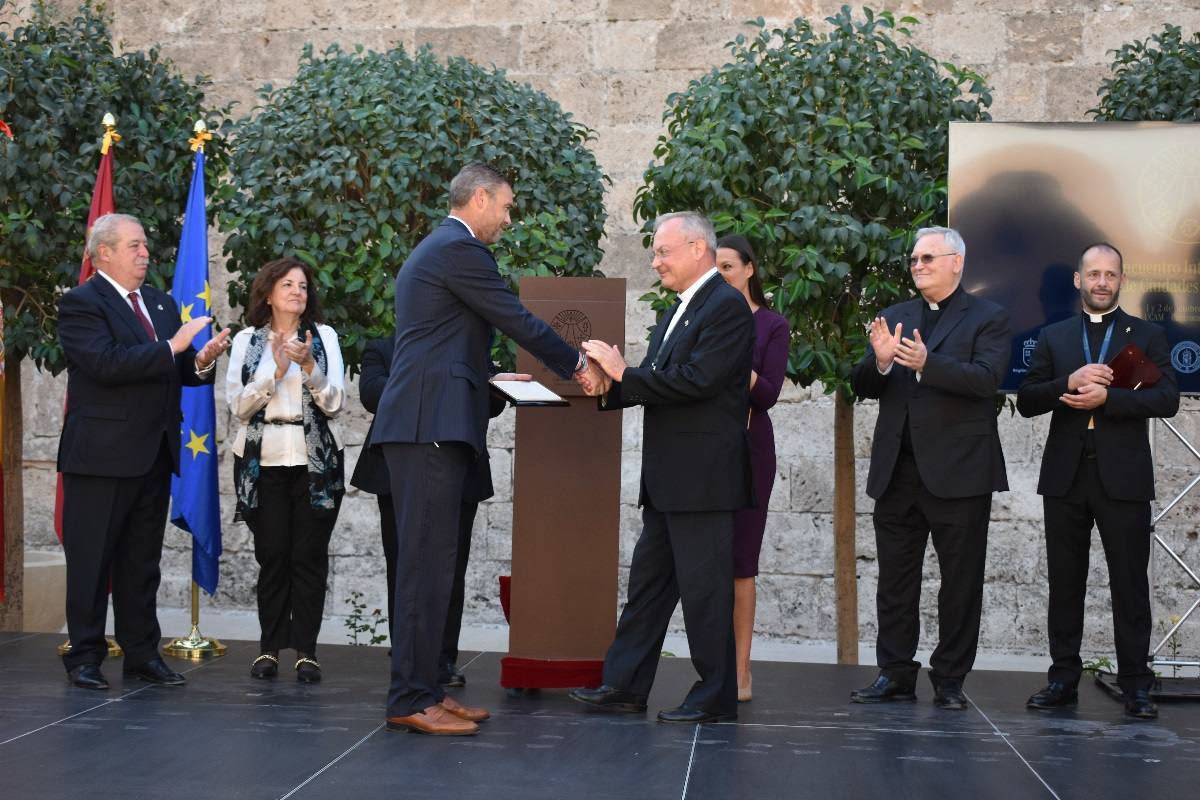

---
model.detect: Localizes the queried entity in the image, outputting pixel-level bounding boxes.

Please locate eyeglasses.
[908,252,957,268]
[651,240,696,263]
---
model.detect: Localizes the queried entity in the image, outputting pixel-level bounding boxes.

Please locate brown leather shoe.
[440,695,490,722]
[386,703,479,736]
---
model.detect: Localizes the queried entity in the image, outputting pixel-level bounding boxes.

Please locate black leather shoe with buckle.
[250,652,279,679]
[295,654,322,683]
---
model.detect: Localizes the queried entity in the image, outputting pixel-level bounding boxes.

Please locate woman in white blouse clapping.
[226,257,345,683]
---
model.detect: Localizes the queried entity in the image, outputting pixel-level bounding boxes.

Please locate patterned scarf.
[233,321,344,520]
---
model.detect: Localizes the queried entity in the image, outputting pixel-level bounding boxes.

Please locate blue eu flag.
[170,148,221,594]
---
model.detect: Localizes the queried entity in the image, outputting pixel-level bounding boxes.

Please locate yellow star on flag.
[197,280,212,313]
[185,429,210,459]
[180,302,195,324]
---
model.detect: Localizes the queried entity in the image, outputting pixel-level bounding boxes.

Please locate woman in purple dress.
[715,235,790,703]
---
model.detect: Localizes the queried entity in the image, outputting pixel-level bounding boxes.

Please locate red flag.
[0,120,12,139]
[54,145,116,542]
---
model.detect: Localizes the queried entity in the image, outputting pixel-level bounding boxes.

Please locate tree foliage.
[1092,24,1200,121]
[0,0,231,373]
[634,6,991,397]
[214,43,608,372]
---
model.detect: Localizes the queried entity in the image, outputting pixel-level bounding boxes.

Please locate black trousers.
[601,503,736,715]
[1044,455,1153,693]
[872,453,991,686]
[377,493,476,667]
[244,466,339,655]
[61,444,172,671]
[383,442,471,717]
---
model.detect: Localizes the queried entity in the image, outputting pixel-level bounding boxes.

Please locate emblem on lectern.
[551,309,592,349]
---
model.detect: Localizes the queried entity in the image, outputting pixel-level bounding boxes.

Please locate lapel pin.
[1125,327,1131,333]
[157,304,164,311]
[683,319,689,327]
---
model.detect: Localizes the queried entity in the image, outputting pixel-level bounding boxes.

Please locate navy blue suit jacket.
[56,274,211,478]
[370,217,578,453]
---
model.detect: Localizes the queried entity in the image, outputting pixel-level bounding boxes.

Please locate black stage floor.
[2,632,1198,799]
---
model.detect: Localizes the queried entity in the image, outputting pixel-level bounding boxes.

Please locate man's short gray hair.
[653,211,717,254]
[448,162,510,209]
[915,226,966,258]
[87,213,142,259]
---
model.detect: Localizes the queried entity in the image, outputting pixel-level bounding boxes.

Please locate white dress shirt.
[661,267,721,347]
[226,325,345,466]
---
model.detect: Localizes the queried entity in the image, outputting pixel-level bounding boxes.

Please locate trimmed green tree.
[214,43,608,372]
[1091,23,1200,121]
[0,0,230,626]
[634,6,991,661]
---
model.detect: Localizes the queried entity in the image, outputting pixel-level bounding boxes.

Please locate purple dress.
[734,307,790,578]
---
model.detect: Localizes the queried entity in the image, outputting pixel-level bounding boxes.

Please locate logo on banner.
[551,309,592,349]
[1171,340,1200,373]
[1022,337,1038,368]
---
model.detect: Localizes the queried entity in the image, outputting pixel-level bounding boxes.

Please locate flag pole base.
[57,638,123,657]
[164,624,227,660]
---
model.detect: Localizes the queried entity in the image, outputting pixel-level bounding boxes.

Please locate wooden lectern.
[501,277,625,688]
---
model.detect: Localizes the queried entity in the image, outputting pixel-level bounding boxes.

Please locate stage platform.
[1,632,1197,799]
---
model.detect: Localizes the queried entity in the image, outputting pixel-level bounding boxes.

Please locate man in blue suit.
[57,213,230,690]
[374,163,604,735]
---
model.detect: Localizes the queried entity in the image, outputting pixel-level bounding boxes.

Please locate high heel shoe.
[738,674,753,703]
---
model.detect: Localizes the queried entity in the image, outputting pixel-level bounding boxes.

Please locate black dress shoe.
[123,656,185,686]
[67,664,109,690]
[439,663,466,688]
[568,685,647,713]
[933,679,968,711]
[657,705,737,724]
[1124,689,1158,720]
[850,674,916,703]
[1026,681,1078,710]
[295,654,322,684]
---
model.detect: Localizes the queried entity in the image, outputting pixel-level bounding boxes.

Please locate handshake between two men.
[573,340,627,396]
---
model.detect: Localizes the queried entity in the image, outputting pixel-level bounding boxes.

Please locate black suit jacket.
[604,273,754,513]
[370,218,578,454]
[56,274,211,477]
[852,288,1010,500]
[1016,308,1179,501]
[351,336,507,503]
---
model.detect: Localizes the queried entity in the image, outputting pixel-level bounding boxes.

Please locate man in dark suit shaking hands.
[373,163,605,736]
[57,213,230,690]
[570,211,754,724]
[850,226,1010,711]
[1018,243,1178,719]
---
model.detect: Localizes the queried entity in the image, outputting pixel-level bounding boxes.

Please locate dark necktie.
[128,292,156,340]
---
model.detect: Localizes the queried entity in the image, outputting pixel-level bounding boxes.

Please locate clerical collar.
[924,284,961,311]
[1083,306,1119,324]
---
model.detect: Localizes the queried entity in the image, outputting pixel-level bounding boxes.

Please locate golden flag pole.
[164,120,225,660]
[59,112,123,659]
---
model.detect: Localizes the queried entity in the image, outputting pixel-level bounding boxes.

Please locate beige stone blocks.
[1005,11,1084,65]
[522,21,593,73]
[414,24,522,71]
[655,17,753,70]
[607,0,674,22]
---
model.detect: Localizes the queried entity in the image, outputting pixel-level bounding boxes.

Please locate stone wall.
[12,0,1200,659]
